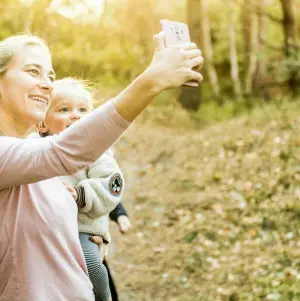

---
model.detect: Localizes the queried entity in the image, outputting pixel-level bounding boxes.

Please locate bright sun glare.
[50,0,104,19]
[20,0,104,20]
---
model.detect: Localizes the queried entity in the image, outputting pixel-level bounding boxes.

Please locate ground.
[107,101,300,301]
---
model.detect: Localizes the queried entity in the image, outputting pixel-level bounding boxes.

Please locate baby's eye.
[80,108,88,113]
[49,75,55,83]
[59,107,69,112]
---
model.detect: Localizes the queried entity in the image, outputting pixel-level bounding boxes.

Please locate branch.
[259,11,283,24]
[260,37,285,52]
[234,0,283,24]
[265,80,290,87]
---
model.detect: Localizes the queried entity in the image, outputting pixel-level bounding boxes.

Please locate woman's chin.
[28,110,47,126]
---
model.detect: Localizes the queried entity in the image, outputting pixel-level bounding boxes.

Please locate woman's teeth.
[29,95,48,104]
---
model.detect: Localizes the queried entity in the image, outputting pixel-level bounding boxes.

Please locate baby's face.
[43,86,93,134]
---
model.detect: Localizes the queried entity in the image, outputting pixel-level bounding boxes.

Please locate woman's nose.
[38,80,54,92]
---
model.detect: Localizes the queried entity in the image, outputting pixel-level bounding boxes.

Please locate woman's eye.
[59,107,69,112]
[80,108,88,112]
[49,76,55,83]
[28,69,39,76]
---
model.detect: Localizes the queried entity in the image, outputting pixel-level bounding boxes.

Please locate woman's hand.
[61,181,78,200]
[117,215,131,233]
[145,31,204,91]
[113,30,204,122]
[61,181,104,248]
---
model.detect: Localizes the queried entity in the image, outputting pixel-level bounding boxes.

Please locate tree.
[178,0,203,111]
[242,0,258,100]
[279,0,299,94]
[280,0,297,55]
[23,0,53,34]
[201,0,222,104]
[228,0,242,99]
[254,0,268,99]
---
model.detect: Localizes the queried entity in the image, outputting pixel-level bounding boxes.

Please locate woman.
[0,32,203,301]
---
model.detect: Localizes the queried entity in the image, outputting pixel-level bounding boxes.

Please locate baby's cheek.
[56,119,68,132]
[48,116,68,134]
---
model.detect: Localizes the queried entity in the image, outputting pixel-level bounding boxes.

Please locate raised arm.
[0,33,203,190]
[113,33,203,122]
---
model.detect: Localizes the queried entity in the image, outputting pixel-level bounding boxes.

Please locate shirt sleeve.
[76,150,125,219]
[0,101,131,191]
[109,202,128,223]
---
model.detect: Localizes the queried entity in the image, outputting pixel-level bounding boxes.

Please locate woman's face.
[0,45,55,129]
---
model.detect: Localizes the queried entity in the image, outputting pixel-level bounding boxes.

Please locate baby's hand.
[117,215,132,233]
[61,181,78,201]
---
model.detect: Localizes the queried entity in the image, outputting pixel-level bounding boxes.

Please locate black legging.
[103,260,119,301]
[79,233,111,301]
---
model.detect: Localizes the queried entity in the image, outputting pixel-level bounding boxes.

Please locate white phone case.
[160,19,198,87]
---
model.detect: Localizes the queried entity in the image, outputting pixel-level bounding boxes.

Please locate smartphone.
[160,19,198,87]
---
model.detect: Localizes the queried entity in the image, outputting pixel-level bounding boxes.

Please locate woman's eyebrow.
[24,63,56,77]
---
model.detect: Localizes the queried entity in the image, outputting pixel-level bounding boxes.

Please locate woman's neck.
[0,109,31,138]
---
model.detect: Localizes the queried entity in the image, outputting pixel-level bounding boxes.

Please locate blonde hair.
[0,34,49,74]
[54,77,95,107]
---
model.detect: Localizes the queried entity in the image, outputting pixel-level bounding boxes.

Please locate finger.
[89,236,103,245]
[119,221,128,232]
[121,221,131,233]
[119,224,126,233]
[183,48,202,60]
[153,31,166,50]
[66,186,73,192]
[189,70,204,83]
[173,42,197,51]
[188,56,204,69]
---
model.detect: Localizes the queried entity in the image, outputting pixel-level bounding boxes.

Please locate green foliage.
[0,0,300,102]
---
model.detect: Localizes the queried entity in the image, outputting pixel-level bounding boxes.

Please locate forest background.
[2,1,300,300]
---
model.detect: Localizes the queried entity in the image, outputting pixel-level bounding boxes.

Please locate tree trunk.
[178,0,202,111]
[279,0,299,95]
[228,0,242,100]
[254,0,268,99]
[201,0,222,105]
[280,0,297,55]
[242,0,258,100]
[23,0,53,36]
[98,0,107,27]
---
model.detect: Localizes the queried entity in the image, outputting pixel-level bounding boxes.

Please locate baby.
[38,78,124,301]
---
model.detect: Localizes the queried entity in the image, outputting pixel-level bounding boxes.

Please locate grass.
[107,98,300,301]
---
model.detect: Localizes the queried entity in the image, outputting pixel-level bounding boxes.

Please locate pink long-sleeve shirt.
[0,101,131,301]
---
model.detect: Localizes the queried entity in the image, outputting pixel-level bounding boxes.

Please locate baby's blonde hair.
[53,77,95,107]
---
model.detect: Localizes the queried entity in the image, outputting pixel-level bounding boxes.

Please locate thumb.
[153,31,166,50]
[119,222,126,232]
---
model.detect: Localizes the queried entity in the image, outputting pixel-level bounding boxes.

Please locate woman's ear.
[36,121,49,134]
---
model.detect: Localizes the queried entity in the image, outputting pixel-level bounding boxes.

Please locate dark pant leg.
[79,233,111,301]
[103,260,119,301]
